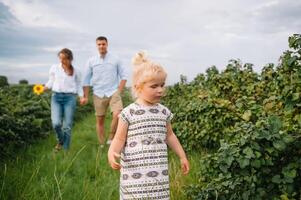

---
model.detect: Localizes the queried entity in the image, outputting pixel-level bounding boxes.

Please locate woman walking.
[45,48,83,151]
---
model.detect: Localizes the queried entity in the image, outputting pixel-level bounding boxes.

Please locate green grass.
[0,113,201,200]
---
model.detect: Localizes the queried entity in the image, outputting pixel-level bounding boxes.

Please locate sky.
[0,0,300,85]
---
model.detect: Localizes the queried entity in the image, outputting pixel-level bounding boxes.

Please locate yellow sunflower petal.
[33,84,44,95]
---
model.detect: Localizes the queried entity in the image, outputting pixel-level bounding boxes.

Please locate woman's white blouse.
[45,64,83,97]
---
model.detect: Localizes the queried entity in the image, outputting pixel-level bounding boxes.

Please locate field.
[0,113,201,200]
[1,34,301,200]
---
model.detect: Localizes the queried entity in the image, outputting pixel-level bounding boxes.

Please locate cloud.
[251,0,301,34]
[0,0,300,84]
[1,61,50,84]
[0,1,18,25]
[0,1,93,83]
[1,0,76,29]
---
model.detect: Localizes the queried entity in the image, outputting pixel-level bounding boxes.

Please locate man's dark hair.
[96,36,108,42]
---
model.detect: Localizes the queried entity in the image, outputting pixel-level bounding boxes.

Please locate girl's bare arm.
[108,119,128,170]
[166,123,190,175]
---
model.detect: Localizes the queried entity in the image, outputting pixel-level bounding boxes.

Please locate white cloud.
[0,0,300,84]
[1,0,75,29]
[0,60,51,69]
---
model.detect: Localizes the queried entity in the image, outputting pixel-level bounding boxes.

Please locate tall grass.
[0,113,201,200]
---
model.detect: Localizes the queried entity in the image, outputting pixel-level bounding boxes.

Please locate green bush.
[0,75,9,87]
[0,84,94,158]
[19,79,29,84]
[162,34,301,199]
[186,117,301,199]
[0,84,132,159]
[0,85,51,158]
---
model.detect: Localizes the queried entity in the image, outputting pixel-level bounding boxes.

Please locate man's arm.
[75,70,84,98]
[118,79,127,93]
[83,86,90,98]
[80,60,92,105]
[117,58,127,93]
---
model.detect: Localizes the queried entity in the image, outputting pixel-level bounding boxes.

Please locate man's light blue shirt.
[83,52,127,97]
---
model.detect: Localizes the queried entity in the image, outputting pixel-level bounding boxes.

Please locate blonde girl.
[108,51,189,199]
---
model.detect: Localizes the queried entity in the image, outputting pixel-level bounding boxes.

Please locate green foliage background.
[162,34,301,199]
[0,84,94,159]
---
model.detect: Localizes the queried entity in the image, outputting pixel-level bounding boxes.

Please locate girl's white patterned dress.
[119,102,173,200]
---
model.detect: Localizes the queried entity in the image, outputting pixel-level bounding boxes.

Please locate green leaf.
[242,110,252,121]
[242,191,250,200]
[292,92,300,101]
[271,175,282,184]
[219,165,228,173]
[225,156,234,166]
[273,140,286,151]
[283,176,294,183]
[296,114,301,126]
[243,147,255,159]
[238,158,250,169]
[287,56,297,66]
[282,169,297,179]
[268,115,282,133]
[251,159,261,168]
[280,194,289,200]
[282,135,294,144]
[254,151,262,158]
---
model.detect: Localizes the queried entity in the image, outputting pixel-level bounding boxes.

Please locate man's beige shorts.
[93,91,123,116]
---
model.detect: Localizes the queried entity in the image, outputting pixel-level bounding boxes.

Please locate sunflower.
[33,84,44,95]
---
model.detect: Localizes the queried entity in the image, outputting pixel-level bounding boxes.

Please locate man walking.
[81,36,127,146]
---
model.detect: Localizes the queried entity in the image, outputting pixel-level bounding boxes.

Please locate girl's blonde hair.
[131,51,167,99]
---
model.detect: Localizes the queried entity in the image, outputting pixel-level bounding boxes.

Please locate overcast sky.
[0,0,300,85]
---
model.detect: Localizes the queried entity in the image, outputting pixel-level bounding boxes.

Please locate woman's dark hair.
[58,48,74,76]
[96,36,108,42]
[58,48,73,61]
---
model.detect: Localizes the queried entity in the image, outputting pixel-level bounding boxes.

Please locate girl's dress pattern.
[119,102,173,200]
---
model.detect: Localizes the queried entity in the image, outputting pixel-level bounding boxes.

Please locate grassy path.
[0,113,201,200]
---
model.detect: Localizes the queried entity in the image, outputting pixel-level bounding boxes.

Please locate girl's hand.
[180,157,190,175]
[108,152,121,170]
